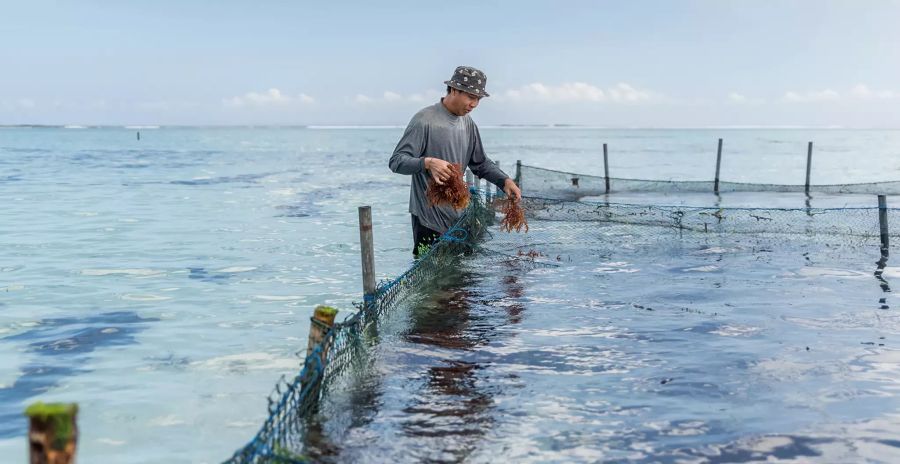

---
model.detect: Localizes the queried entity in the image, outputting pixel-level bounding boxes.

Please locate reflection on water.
[0,311,156,439]
[399,275,495,461]
[302,221,900,462]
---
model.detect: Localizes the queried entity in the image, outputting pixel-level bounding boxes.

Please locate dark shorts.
[412,215,442,258]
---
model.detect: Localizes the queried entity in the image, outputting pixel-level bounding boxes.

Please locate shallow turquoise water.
[1,127,898,462]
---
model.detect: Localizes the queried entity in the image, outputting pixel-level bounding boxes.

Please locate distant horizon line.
[2,124,899,130]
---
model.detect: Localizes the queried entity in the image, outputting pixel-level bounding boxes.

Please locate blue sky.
[1,1,898,127]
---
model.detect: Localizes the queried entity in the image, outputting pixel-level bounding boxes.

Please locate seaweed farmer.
[389,65,521,257]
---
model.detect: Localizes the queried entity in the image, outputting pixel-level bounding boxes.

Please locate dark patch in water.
[274,188,338,218]
[188,267,239,283]
[0,364,88,438]
[274,205,313,218]
[0,147,52,154]
[171,172,273,186]
[0,311,157,439]
[666,435,826,463]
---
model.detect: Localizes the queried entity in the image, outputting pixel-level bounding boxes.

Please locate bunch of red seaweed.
[426,163,470,210]
[499,198,528,233]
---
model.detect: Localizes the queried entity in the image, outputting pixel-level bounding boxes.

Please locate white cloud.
[783,89,840,103]
[728,92,747,103]
[851,84,897,100]
[382,91,403,102]
[727,92,765,105]
[500,82,656,103]
[608,83,652,102]
[354,90,441,105]
[223,88,315,107]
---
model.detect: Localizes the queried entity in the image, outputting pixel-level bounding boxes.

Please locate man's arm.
[389,120,427,175]
[389,119,457,184]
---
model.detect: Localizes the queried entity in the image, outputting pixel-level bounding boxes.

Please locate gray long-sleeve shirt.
[389,100,509,233]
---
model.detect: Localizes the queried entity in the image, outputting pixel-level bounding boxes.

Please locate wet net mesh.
[224,193,496,464]
[518,163,900,200]
[225,166,897,463]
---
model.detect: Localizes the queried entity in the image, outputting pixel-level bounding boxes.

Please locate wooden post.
[136,131,140,141]
[515,160,522,186]
[25,402,78,464]
[306,306,338,361]
[879,195,890,253]
[603,143,610,194]
[805,141,813,193]
[302,305,338,393]
[714,138,723,193]
[358,206,375,300]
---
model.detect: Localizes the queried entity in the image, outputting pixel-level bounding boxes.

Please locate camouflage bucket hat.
[444,66,489,98]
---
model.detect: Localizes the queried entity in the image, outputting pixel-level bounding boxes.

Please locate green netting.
[225,165,898,463]
[515,196,898,240]
[224,192,496,464]
[518,163,900,200]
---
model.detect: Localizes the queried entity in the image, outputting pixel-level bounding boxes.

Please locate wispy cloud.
[783,89,840,103]
[353,90,442,105]
[499,82,656,103]
[850,84,898,100]
[223,88,315,107]
[727,92,765,105]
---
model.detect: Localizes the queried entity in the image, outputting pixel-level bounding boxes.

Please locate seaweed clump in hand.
[426,163,470,210]
[499,198,528,233]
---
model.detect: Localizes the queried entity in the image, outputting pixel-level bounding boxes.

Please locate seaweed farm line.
[2,127,900,463]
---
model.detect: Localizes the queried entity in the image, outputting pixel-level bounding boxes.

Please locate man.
[389,65,522,257]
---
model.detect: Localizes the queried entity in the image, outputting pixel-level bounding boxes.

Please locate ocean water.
[1,127,899,463]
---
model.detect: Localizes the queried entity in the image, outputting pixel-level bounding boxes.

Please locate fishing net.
[224,193,495,463]
[517,163,900,200]
[226,165,897,463]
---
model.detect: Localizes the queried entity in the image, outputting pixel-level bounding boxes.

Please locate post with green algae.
[25,402,78,464]
[301,305,338,393]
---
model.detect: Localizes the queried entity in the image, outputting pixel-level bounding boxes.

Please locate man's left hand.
[503,178,522,202]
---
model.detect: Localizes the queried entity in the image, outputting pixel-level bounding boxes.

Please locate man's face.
[446,89,481,116]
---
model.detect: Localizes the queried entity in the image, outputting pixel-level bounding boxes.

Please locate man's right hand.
[424,157,454,185]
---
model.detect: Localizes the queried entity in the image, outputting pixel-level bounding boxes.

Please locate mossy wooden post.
[515,160,522,186]
[714,138,723,194]
[302,305,338,394]
[603,143,610,193]
[25,402,78,464]
[805,141,813,193]
[307,305,338,362]
[358,206,375,303]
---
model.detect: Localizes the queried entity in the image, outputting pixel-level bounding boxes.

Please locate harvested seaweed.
[499,198,528,233]
[426,163,470,210]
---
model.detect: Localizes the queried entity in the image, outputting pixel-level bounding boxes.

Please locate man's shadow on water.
[0,311,157,439]
[400,263,527,461]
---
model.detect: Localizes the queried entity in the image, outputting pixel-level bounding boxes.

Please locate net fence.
[518,163,900,200]
[225,166,897,463]
[224,193,496,464]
